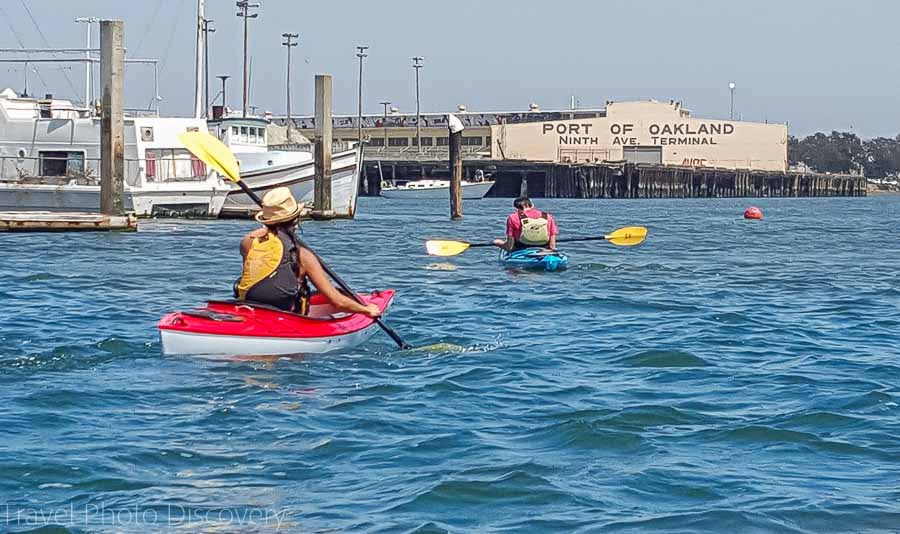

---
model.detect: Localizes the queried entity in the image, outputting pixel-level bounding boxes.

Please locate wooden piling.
[313,74,333,218]
[100,20,125,216]
[448,118,463,220]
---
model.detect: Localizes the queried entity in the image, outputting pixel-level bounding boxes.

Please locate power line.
[0,2,49,92]
[18,0,80,98]
[134,0,165,56]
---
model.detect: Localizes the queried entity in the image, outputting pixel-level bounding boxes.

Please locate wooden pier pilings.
[362,159,867,199]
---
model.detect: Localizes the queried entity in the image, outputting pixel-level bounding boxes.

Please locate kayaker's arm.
[492,237,515,251]
[298,248,381,318]
[548,235,557,250]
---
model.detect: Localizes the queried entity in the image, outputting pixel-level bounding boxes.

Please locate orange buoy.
[744,206,763,220]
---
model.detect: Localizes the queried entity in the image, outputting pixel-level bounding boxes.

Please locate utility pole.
[282,33,298,143]
[355,45,369,144]
[412,56,423,153]
[75,17,99,107]
[217,75,230,111]
[235,1,259,118]
[202,17,215,117]
[380,100,390,148]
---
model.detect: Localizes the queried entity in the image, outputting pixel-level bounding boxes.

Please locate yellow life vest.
[236,229,310,314]
[517,211,550,246]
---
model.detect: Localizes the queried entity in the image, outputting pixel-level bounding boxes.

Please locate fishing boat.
[381,179,494,199]
[208,115,362,219]
[500,248,569,271]
[0,89,229,217]
[158,290,394,357]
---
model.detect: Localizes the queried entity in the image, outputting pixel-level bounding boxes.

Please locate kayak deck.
[158,290,394,356]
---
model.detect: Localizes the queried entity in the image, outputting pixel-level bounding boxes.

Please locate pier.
[0,211,137,232]
[362,158,867,199]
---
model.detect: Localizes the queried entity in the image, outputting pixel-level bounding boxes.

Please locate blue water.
[2,196,899,533]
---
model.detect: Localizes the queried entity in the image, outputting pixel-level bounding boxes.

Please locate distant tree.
[861,135,900,179]
[795,131,863,174]
[788,135,800,166]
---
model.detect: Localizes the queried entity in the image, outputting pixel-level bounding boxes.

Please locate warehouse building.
[276,99,788,172]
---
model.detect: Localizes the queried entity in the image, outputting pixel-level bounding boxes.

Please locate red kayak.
[158,290,395,357]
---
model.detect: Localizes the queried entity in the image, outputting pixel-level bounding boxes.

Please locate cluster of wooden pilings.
[362,159,867,198]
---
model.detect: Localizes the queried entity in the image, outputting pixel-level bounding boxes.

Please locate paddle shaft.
[462,235,614,248]
[242,183,410,349]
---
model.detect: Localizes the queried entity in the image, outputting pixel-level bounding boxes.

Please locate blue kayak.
[500,248,569,272]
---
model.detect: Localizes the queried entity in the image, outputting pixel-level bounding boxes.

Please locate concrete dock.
[0,212,137,232]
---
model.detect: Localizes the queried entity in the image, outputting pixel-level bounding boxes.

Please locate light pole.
[282,33,299,143]
[380,100,390,149]
[412,56,424,153]
[217,75,230,112]
[74,17,99,106]
[236,1,259,117]
[729,82,736,120]
[202,18,215,117]
[356,45,369,144]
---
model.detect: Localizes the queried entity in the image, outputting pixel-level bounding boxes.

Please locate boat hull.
[158,290,394,357]
[221,146,361,218]
[501,248,569,272]
[381,181,493,199]
[0,182,229,217]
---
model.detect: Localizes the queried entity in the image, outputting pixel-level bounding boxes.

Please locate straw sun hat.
[255,187,308,224]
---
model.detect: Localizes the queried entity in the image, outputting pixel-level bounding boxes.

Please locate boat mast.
[193,0,205,118]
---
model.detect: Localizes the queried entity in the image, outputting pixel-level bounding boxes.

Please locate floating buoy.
[744,206,763,220]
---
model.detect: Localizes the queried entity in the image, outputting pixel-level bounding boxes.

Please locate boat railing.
[0,154,209,186]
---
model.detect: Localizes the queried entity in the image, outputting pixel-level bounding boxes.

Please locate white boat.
[381,179,494,199]
[208,116,361,218]
[0,89,229,217]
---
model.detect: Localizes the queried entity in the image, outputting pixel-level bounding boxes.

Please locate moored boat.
[0,89,229,217]
[158,290,394,357]
[500,248,569,271]
[208,115,361,218]
[381,179,494,199]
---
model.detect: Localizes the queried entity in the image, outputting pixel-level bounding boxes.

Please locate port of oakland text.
[542,123,599,146]
[609,123,735,146]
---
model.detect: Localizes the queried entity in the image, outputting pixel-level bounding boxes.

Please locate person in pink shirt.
[492,196,559,251]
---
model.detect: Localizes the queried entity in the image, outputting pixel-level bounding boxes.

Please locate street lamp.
[74,17,99,106]
[729,82,736,120]
[282,33,299,143]
[356,46,369,144]
[412,56,424,152]
[236,1,259,117]
[380,100,391,149]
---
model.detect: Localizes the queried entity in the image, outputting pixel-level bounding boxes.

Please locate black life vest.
[235,227,311,314]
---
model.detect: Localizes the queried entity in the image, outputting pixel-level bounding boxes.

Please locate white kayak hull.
[160,322,381,358]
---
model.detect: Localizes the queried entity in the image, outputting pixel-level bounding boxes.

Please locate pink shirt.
[506,208,558,241]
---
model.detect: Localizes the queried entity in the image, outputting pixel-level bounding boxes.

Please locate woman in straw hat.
[235,187,381,317]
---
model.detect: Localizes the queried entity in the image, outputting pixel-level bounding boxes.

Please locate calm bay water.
[1,196,899,533]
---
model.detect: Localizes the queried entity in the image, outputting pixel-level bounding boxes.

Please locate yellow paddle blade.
[604,226,648,247]
[425,240,472,257]
[178,130,242,183]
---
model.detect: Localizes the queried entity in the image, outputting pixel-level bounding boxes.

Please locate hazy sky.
[1,0,898,138]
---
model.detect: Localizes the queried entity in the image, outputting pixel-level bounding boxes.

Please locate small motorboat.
[500,248,569,272]
[158,290,394,357]
[380,179,494,199]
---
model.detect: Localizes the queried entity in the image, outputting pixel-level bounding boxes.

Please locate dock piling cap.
[744,206,763,220]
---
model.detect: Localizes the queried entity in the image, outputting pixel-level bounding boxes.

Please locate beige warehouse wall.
[492,101,788,172]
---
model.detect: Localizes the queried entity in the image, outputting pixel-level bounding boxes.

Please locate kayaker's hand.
[363,303,382,318]
[492,238,506,247]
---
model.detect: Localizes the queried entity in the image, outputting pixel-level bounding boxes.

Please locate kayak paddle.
[178,130,412,350]
[425,226,648,257]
